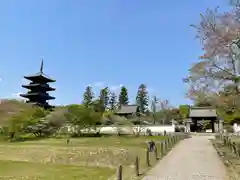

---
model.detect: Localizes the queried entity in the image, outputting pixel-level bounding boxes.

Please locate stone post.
[185,119,191,132]
[218,120,224,133]
[214,121,219,133]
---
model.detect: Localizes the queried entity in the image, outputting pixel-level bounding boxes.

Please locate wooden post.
[170,137,173,146]
[116,165,123,180]
[160,142,164,156]
[228,139,232,150]
[165,140,168,151]
[135,156,139,176]
[237,143,240,158]
[154,146,158,160]
[146,149,150,167]
[232,142,238,156]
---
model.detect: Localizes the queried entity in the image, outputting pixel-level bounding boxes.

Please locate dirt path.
[142,136,228,180]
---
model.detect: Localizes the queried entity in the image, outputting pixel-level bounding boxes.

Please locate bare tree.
[160,100,169,124]
[151,96,158,124]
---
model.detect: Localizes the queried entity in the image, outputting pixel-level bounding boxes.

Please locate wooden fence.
[218,134,240,157]
[115,133,189,180]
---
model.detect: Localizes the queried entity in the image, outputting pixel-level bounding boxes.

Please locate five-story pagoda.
[20,60,55,109]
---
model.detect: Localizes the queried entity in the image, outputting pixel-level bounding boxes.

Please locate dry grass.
[0,136,166,180]
[0,99,32,125]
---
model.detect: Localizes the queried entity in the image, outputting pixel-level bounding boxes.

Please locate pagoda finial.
[40,58,43,73]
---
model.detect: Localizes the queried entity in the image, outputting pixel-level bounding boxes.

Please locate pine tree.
[109,91,117,111]
[99,87,109,111]
[136,84,148,115]
[118,86,129,105]
[83,86,94,108]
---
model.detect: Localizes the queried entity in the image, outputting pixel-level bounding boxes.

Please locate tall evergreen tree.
[99,87,109,111]
[118,86,129,105]
[109,91,117,111]
[83,86,94,108]
[136,84,149,115]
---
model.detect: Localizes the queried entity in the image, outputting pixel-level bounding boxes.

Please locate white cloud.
[88,82,123,92]
[0,77,3,82]
[0,92,25,101]
[92,82,105,87]
[10,92,25,100]
[109,84,123,92]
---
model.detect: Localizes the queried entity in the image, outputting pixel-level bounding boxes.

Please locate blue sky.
[0,0,232,107]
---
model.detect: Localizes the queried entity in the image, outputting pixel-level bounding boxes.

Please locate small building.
[115,105,139,118]
[20,60,55,109]
[187,106,222,133]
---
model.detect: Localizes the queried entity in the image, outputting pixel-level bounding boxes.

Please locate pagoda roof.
[24,72,55,82]
[189,106,217,118]
[115,105,138,114]
[23,59,55,82]
[20,92,55,100]
[22,83,55,91]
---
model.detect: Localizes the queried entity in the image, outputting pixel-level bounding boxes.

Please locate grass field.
[0,135,167,180]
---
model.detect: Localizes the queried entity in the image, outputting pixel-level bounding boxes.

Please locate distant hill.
[0,99,32,125]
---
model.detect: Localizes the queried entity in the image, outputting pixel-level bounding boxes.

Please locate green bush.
[225,125,234,133]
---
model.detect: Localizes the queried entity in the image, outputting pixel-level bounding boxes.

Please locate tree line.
[82,84,149,115]
[82,83,190,124]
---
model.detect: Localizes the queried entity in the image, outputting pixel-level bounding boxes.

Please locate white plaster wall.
[67,125,175,134]
[233,123,240,135]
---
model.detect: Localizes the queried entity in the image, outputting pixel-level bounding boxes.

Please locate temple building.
[20,60,55,109]
[115,105,139,118]
[185,106,223,133]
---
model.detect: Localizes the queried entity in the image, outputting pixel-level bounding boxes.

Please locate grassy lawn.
[0,135,167,180]
[0,160,113,180]
[12,135,166,147]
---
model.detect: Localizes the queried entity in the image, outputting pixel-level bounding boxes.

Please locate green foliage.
[129,117,150,125]
[118,86,129,105]
[64,104,102,130]
[179,105,190,119]
[136,84,148,115]
[83,86,94,108]
[7,107,49,139]
[99,87,110,111]
[101,113,127,125]
[92,99,105,113]
[217,108,240,124]
[109,91,117,111]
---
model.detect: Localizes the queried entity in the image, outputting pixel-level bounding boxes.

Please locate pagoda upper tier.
[22,83,55,91]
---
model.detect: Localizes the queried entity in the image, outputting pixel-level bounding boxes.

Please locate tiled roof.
[189,107,217,117]
[116,105,138,114]
[24,72,55,82]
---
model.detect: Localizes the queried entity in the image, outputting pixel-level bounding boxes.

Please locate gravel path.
[142,136,228,180]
